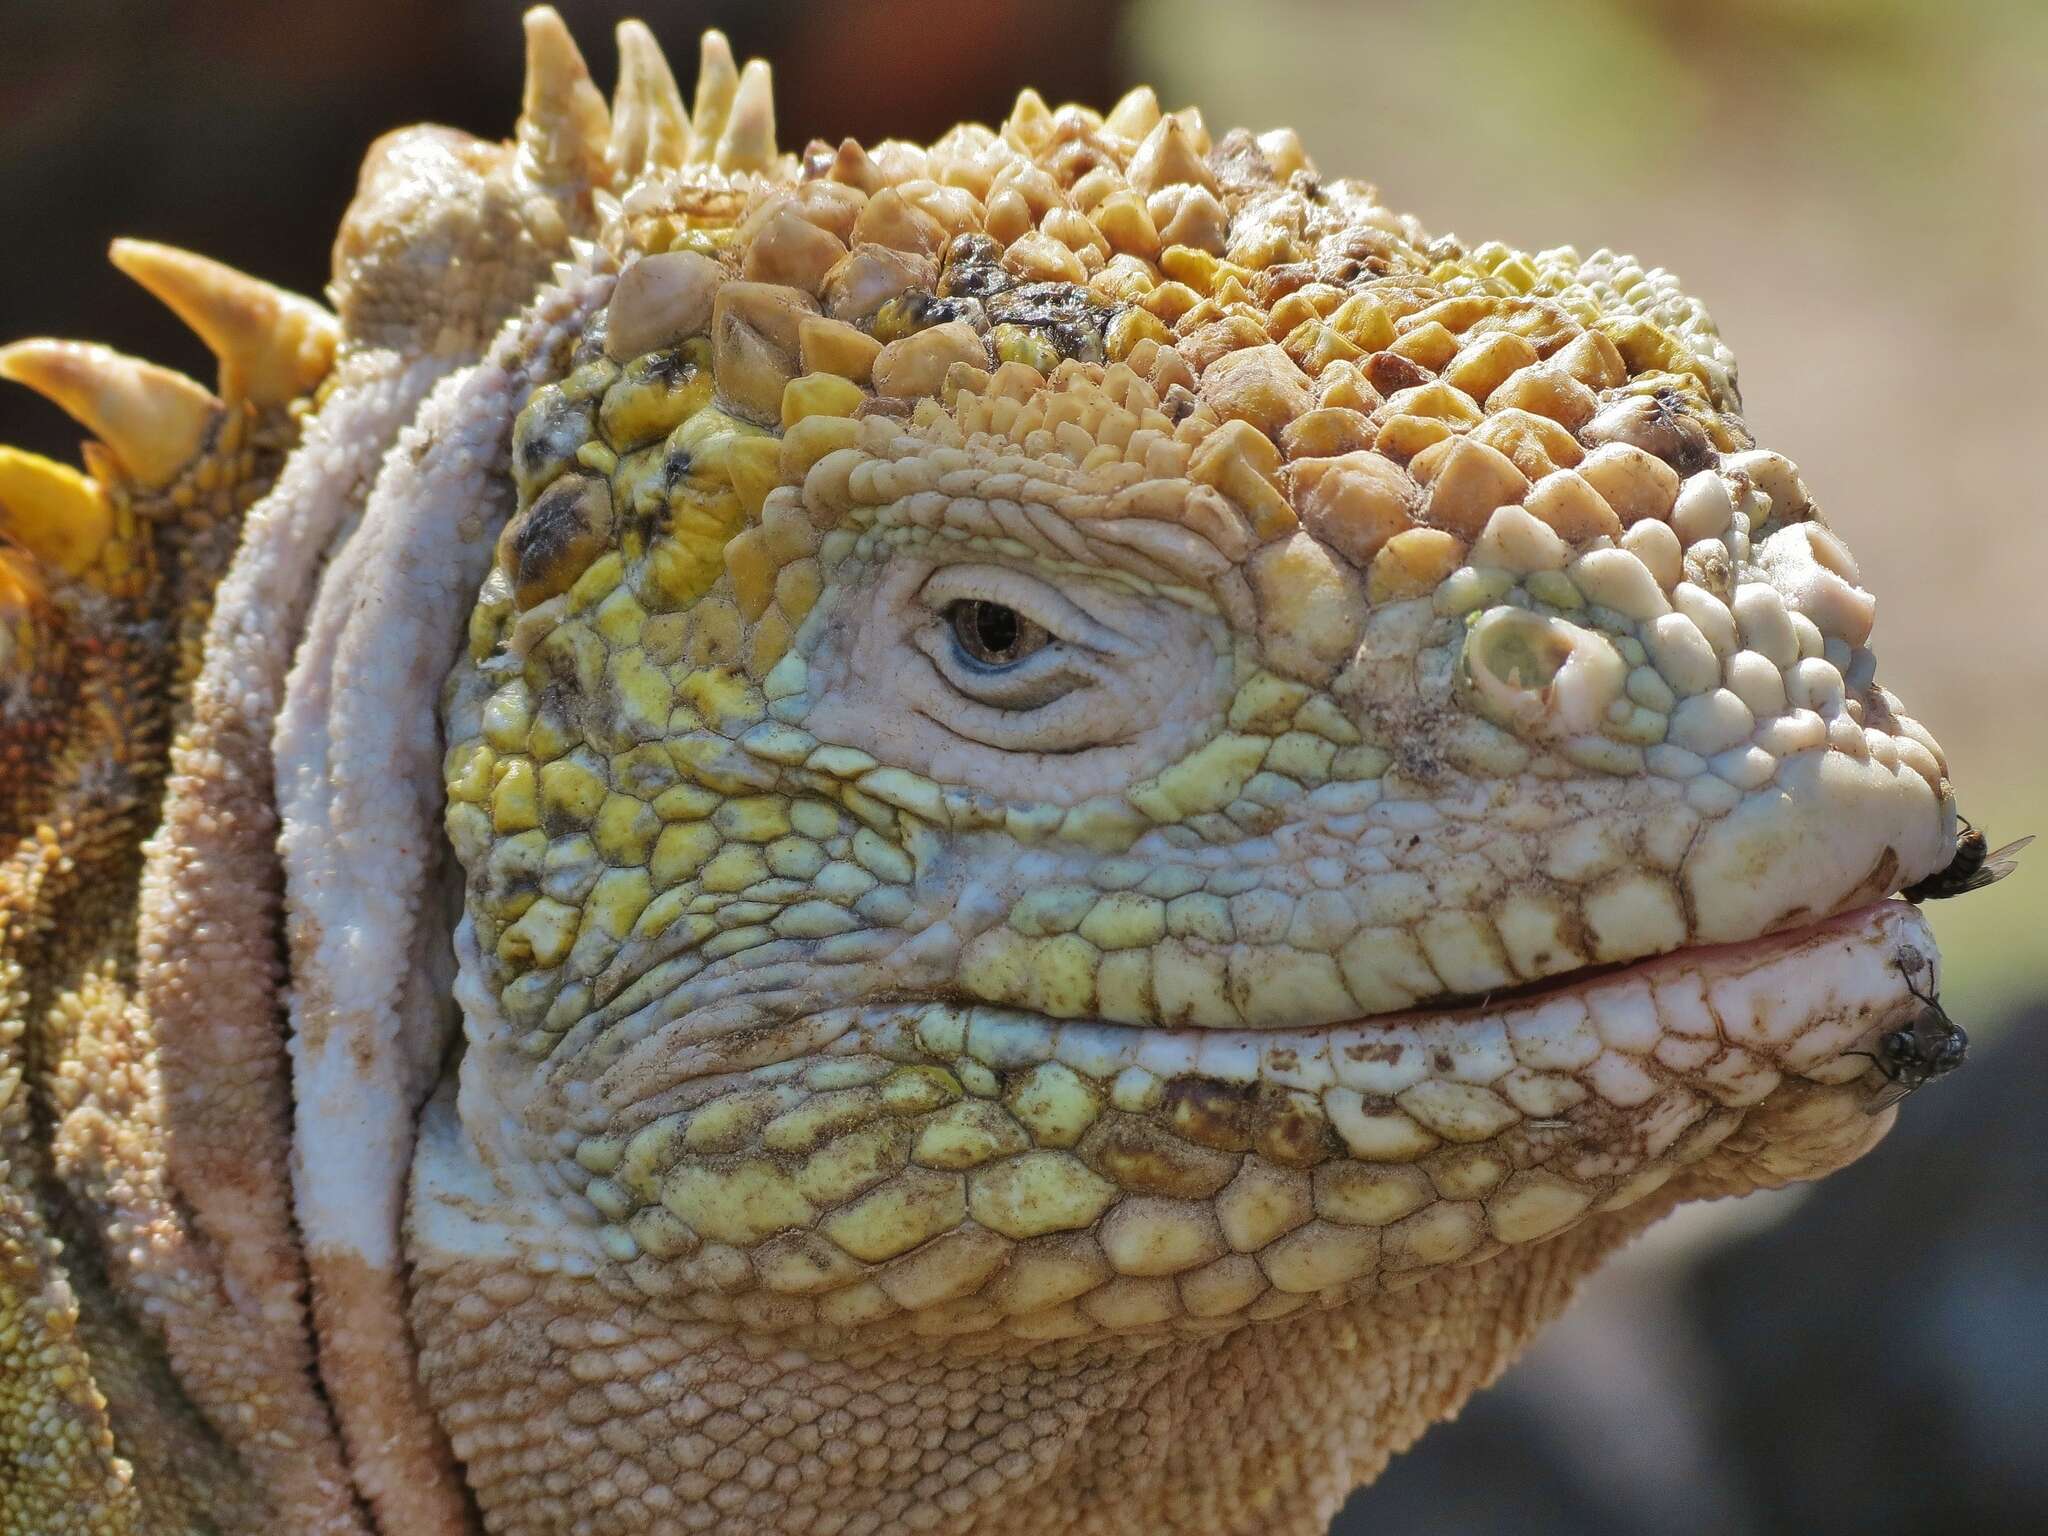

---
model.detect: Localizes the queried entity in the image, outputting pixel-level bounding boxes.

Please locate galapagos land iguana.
[0,10,1984,1533]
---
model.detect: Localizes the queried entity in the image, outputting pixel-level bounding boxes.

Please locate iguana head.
[0,9,1963,1535]
[413,12,1951,1525]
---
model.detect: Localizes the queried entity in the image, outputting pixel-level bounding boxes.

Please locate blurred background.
[2,1,2041,1530]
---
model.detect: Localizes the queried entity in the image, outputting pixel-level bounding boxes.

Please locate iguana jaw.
[400,896,1914,1535]
[411,896,1923,1353]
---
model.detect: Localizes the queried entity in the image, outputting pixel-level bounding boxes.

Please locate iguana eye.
[915,564,1109,715]
[945,600,1050,670]
[800,557,1228,777]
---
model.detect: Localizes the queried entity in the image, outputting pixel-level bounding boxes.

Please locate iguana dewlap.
[0,10,1963,1534]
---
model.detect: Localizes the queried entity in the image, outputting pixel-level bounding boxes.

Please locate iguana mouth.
[643,895,1932,1111]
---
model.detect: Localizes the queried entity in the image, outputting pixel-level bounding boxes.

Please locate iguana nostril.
[1470,608,1571,692]
[1463,605,1626,737]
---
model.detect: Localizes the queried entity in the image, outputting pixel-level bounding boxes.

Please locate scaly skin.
[0,10,1975,1534]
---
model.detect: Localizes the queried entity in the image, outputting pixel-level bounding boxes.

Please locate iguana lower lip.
[676,900,1933,1116]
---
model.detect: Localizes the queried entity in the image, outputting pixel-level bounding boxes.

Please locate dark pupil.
[971,602,1018,654]
[953,600,1023,664]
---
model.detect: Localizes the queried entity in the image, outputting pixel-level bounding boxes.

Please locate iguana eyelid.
[910,620,1096,714]
[916,562,1133,657]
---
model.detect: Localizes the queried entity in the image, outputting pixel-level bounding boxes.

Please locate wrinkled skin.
[0,9,1972,1535]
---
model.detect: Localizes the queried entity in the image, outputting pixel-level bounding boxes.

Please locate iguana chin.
[0,10,1968,1533]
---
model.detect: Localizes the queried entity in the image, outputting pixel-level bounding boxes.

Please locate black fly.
[1901,816,2034,902]
[1852,957,1968,1114]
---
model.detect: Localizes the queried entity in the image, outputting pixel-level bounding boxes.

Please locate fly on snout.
[1901,816,2034,902]
[1855,958,1968,1114]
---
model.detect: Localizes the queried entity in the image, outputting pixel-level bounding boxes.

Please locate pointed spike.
[520,8,611,195]
[1105,85,1163,143]
[687,30,739,164]
[0,339,219,490]
[108,240,337,409]
[714,59,778,174]
[517,6,612,199]
[827,138,885,194]
[0,446,114,580]
[611,19,692,181]
[1002,88,1054,151]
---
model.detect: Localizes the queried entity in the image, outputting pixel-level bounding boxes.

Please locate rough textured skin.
[0,9,1971,1534]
